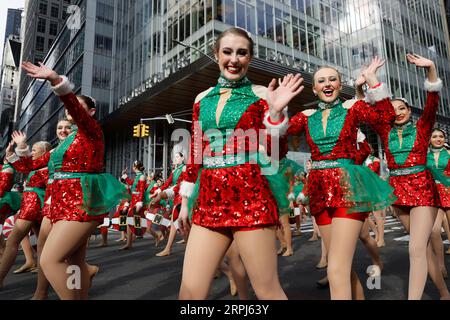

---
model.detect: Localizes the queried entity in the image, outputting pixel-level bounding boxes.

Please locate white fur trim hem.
[365,84,391,105]
[165,187,175,199]
[180,181,196,198]
[15,146,31,157]
[51,76,75,96]
[263,108,289,136]
[424,78,443,92]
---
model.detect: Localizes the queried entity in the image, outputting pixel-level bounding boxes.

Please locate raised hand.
[21,61,61,85]
[267,73,304,119]
[361,57,385,87]
[5,140,14,157]
[406,53,437,82]
[11,131,27,149]
[121,168,128,176]
[406,54,434,68]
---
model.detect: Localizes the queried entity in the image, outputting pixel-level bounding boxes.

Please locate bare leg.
[276,223,286,255]
[316,238,328,269]
[156,221,177,257]
[359,219,383,271]
[0,219,33,288]
[280,215,293,256]
[14,235,37,273]
[397,206,439,299]
[225,241,249,300]
[233,227,287,299]
[119,226,133,250]
[179,225,232,299]
[430,210,447,278]
[309,216,320,241]
[40,220,99,300]
[32,217,52,300]
[323,218,364,300]
[442,210,450,255]
[426,241,450,299]
[373,210,386,247]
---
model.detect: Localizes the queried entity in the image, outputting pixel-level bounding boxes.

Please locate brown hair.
[432,128,446,138]
[77,95,96,110]
[214,27,254,57]
[312,66,342,85]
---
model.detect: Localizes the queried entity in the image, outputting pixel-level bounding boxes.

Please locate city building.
[14,0,450,178]
[3,8,23,44]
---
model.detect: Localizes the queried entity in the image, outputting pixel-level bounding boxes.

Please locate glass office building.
[16,0,450,177]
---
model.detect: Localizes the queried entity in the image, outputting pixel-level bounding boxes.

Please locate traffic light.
[141,124,150,137]
[133,124,141,138]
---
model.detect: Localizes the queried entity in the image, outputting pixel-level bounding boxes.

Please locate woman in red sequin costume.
[177,28,304,300]
[119,161,147,250]
[5,121,98,299]
[428,129,450,281]
[375,54,449,299]
[283,57,396,299]
[0,156,15,256]
[0,138,51,289]
[20,61,124,300]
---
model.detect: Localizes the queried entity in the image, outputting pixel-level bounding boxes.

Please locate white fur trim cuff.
[51,76,75,96]
[165,187,175,199]
[365,84,391,105]
[6,153,20,163]
[155,188,162,195]
[288,193,295,201]
[15,146,31,157]
[357,129,366,143]
[136,201,143,207]
[121,174,128,180]
[263,108,289,136]
[180,181,196,198]
[424,78,443,92]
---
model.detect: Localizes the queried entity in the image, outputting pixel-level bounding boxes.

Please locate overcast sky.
[0,0,25,63]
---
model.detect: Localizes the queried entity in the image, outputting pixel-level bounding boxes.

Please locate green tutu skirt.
[0,191,22,212]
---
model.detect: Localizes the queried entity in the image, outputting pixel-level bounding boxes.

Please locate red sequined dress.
[179,77,288,228]
[378,79,442,207]
[44,77,107,223]
[0,164,15,218]
[8,161,48,222]
[287,84,396,216]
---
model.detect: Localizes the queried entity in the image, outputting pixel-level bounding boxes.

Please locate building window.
[51,5,59,18]
[39,2,47,15]
[96,2,114,25]
[49,22,58,36]
[94,34,113,56]
[36,36,45,51]
[48,38,54,48]
[37,18,46,33]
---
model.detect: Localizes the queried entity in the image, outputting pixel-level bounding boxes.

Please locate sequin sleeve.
[0,172,13,198]
[59,93,103,140]
[355,140,371,165]
[179,101,203,198]
[160,172,174,192]
[135,177,147,205]
[286,112,308,136]
[416,79,442,136]
[353,98,395,137]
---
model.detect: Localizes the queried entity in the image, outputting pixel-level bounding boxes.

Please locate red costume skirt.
[18,192,42,223]
[191,163,278,228]
[436,184,450,209]
[315,208,369,226]
[307,168,355,215]
[389,170,439,207]
[49,179,106,224]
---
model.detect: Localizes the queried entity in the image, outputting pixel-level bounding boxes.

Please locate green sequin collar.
[318,98,341,110]
[217,75,252,88]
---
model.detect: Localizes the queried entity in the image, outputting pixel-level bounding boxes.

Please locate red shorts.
[202,224,275,239]
[314,208,369,226]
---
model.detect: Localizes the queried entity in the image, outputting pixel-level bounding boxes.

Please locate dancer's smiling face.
[313,67,342,103]
[56,120,72,141]
[215,34,252,82]
[392,99,411,125]
[430,129,446,148]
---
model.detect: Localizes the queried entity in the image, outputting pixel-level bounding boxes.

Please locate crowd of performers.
[0,27,449,300]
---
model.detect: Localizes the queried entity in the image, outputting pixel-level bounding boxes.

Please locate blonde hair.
[312,66,342,85]
[34,141,52,153]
